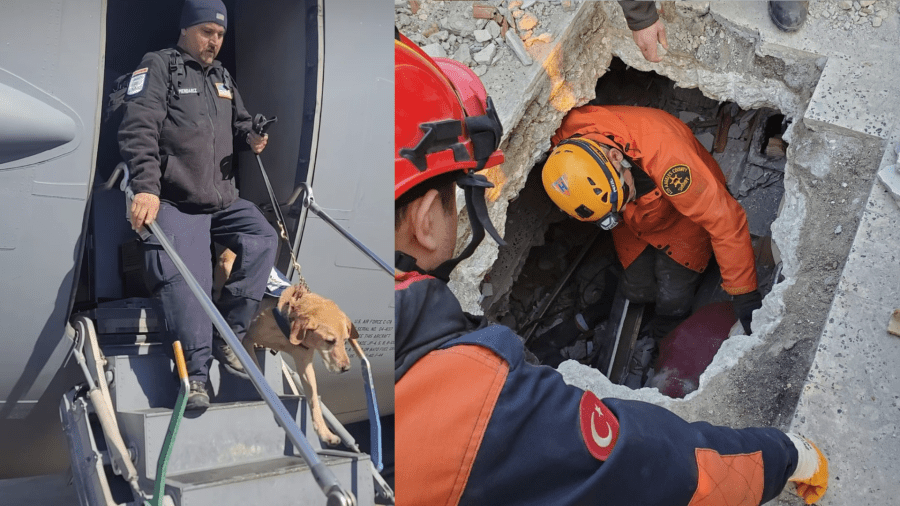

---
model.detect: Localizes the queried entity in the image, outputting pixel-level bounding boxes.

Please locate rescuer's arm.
[602,398,828,504]
[618,1,668,62]
[118,52,168,230]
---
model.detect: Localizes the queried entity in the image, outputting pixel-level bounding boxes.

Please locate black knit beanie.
[180,0,227,31]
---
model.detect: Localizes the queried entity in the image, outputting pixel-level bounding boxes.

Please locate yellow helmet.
[542,137,626,230]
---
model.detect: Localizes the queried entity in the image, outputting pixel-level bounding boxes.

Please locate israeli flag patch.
[126,67,148,96]
[215,82,232,99]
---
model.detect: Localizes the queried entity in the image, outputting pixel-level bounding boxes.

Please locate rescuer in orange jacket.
[394,30,827,506]
[545,105,763,338]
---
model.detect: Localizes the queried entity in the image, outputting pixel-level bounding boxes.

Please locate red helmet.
[395,32,504,201]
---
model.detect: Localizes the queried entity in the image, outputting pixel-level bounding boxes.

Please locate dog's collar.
[271,307,310,350]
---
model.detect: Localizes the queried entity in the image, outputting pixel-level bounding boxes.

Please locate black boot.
[212,336,250,379]
[768,1,808,32]
[186,380,210,410]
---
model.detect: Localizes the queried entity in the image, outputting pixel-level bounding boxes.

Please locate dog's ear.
[349,322,359,341]
[289,317,308,346]
[291,284,305,302]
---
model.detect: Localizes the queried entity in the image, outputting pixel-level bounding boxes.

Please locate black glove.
[732,290,762,334]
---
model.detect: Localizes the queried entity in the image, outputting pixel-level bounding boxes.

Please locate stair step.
[164,453,373,506]
[119,397,326,480]
[106,344,286,412]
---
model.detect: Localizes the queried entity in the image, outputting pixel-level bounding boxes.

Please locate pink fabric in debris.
[649,301,736,398]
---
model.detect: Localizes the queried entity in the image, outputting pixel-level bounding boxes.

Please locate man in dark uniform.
[118,0,277,409]
[394,32,828,505]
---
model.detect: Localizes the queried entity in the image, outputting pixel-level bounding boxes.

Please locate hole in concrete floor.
[487,58,789,398]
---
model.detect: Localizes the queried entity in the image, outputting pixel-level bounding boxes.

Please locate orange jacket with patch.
[551,105,757,295]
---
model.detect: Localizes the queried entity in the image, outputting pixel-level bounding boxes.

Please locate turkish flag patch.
[579,391,619,461]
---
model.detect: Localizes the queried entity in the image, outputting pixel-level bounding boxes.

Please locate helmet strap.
[394,250,427,276]
[428,172,506,282]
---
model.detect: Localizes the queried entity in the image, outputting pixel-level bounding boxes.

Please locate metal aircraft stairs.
[61,304,384,506]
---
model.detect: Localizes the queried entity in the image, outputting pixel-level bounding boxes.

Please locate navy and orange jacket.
[395,271,798,505]
[551,105,757,295]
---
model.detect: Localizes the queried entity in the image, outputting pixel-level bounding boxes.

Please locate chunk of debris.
[696,132,715,152]
[453,43,474,66]
[766,137,786,158]
[409,0,420,14]
[525,32,553,48]
[889,309,900,337]
[509,0,523,10]
[519,13,539,31]
[473,43,497,65]
[421,42,447,59]
[505,29,534,66]
[487,20,501,38]
[473,3,496,20]
[834,225,842,235]
[474,28,493,43]
[876,164,900,207]
[422,22,439,38]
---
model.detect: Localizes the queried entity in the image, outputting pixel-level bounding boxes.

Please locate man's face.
[181,22,225,66]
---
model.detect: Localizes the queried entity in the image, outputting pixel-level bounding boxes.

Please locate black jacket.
[118,47,253,213]
[618,0,659,31]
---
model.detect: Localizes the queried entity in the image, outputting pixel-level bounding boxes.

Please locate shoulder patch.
[661,164,692,196]
[579,391,619,461]
[126,67,149,96]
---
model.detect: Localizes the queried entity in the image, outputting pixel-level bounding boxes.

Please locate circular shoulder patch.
[661,164,692,196]
[578,391,619,461]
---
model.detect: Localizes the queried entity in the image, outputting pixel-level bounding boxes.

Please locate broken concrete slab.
[804,55,898,140]
[780,143,900,504]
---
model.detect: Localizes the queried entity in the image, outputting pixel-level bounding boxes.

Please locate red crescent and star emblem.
[578,390,619,461]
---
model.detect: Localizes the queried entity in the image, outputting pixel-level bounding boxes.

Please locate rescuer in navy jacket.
[118,0,276,409]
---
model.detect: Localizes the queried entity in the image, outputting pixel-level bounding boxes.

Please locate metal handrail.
[104,164,355,506]
[285,183,393,276]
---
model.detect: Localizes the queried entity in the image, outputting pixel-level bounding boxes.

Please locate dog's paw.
[320,431,342,447]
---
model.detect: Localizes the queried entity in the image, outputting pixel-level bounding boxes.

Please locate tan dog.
[216,248,354,446]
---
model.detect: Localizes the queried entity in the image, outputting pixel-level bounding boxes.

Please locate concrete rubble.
[398,0,900,504]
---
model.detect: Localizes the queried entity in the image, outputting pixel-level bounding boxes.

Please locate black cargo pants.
[621,245,703,340]
[142,198,278,383]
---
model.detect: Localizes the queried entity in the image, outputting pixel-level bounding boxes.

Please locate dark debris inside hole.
[493,58,787,398]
